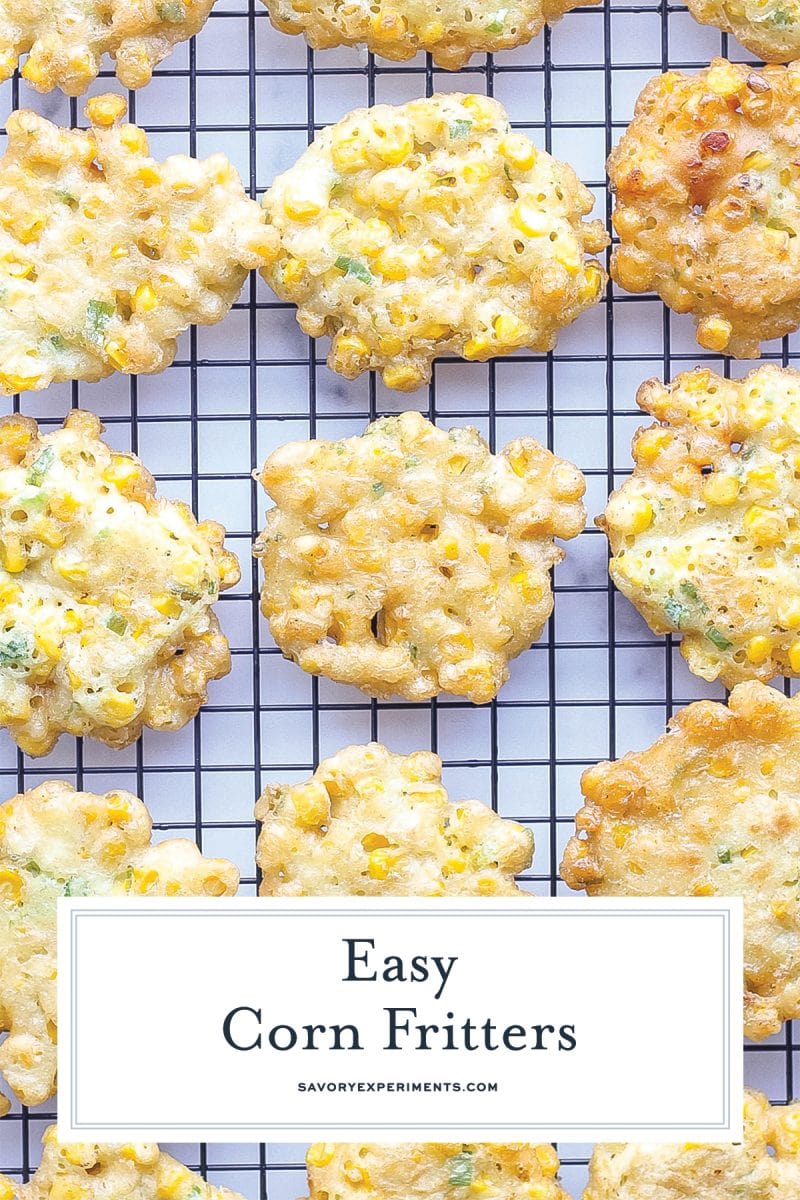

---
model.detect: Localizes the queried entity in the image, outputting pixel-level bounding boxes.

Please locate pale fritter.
[0,780,238,1115]
[0,409,239,757]
[253,411,585,704]
[262,0,598,71]
[306,1144,568,1200]
[603,366,800,688]
[260,92,608,391]
[585,1090,800,1200]
[609,59,800,358]
[0,0,215,95]
[561,681,800,1041]
[685,0,800,66]
[256,742,533,896]
[0,94,270,395]
[0,1129,245,1200]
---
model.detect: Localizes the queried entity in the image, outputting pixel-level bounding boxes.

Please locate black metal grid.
[0,0,797,1196]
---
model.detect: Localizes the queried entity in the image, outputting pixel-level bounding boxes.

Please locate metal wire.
[0,1,797,1196]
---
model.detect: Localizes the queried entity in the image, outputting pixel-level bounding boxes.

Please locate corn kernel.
[368,847,401,880]
[153,593,182,619]
[101,691,138,725]
[499,133,537,172]
[1,534,26,574]
[697,315,733,352]
[533,1146,559,1178]
[511,199,550,237]
[439,631,474,661]
[613,495,653,535]
[307,1145,336,1169]
[464,334,491,360]
[284,189,322,220]
[103,454,140,487]
[86,94,128,127]
[493,312,527,347]
[745,635,772,665]
[55,558,87,583]
[510,569,543,604]
[789,640,800,673]
[120,125,149,154]
[291,781,330,828]
[104,339,130,370]
[35,622,63,662]
[0,868,23,903]
[743,504,783,544]
[703,473,739,505]
[132,283,157,314]
[137,163,161,187]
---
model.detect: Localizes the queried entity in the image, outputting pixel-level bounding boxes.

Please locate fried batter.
[262,0,598,71]
[305,1144,568,1200]
[0,409,239,757]
[561,681,800,1040]
[0,780,238,1113]
[0,0,215,95]
[256,742,533,896]
[585,1090,800,1200]
[254,411,585,704]
[685,0,800,67]
[603,366,800,687]
[0,1129,245,1200]
[609,59,800,358]
[0,94,270,395]
[260,93,608,391]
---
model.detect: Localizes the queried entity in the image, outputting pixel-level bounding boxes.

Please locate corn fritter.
[0,409,239,757]
[257,742,534,896]
[261,93,608,391]
[561,681,800,1041]
[0,780,238,1114]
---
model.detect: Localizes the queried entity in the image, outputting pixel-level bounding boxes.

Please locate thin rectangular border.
[61,898,741,1139]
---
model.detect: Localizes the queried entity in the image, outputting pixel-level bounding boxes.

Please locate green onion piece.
[664,598,689,628]
[448,1153,474,1188]
[334,255,373,284]
[486,9,507,31]
[26,445,55,487]
[54,190,78,208]
[372,481,386,496]
[679,581,699,602]
[0,630,32,667]
[707,626,732,652]
[86,299,115,345]
[157,0,186,19]
[717,848,732,864]
[449,119,473,139]
[106,612,128,636]
[64,877,91,897]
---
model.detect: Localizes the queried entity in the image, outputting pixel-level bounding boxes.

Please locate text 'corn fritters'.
[306,1143,568,1200]
[256,742,533,896]
[0,94,270,395]
[260,93,608,391]
[262,0,598,70]
[0,0,215,96]
[685,0,800,66]
[609,59,800,358]
[604,366,800,688]
[254,411,585,704]
[0,780,238,1116]
[0,409,239,757]
[561,681,800,1041]
[585,1089,800,1200]
[0,1129,246,1200]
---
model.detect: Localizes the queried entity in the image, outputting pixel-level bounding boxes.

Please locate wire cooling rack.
[0,0,798,1196]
